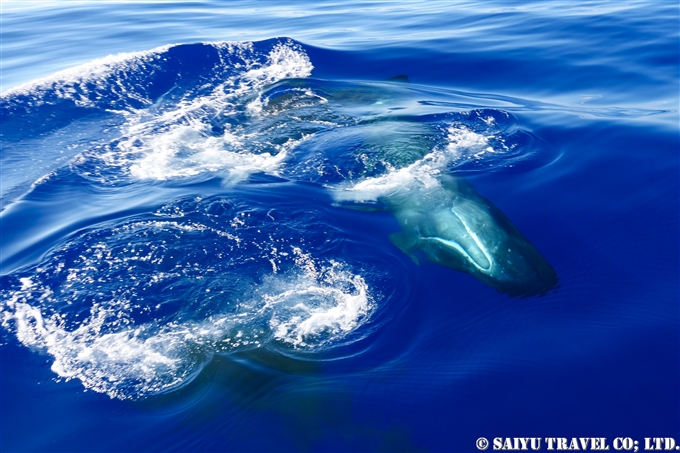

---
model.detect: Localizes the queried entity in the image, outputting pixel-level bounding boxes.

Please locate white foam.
[1,285,254,398]
[125,126,302,183]
[4,40,314,185]
[1,243,373,399]
[269,283,370,347]
[242,42,314,89]
[332,125,498,203]
[263,249,373,348]
[4,297,191,399]
[104,41,314,183]
[445,124,498,161]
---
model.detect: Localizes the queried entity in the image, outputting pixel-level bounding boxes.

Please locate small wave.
[69,39,314,185]
[2,39,315,189]
[0,39,311,116]
[419,94,676,120]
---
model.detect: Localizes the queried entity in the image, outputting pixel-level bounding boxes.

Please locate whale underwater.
[261,78,559,297]
[335,167,558,297]
[387,175,557,297]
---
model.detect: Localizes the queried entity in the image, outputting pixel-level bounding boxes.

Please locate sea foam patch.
[325,108,554,205]
[0,205,375,400]
[1,39,314,187]
[260,248,373,349]
[331,123,495,203]
[115,41,314,183]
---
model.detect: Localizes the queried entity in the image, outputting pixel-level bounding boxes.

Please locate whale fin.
[389,231,420,264]
[384,74,410,83]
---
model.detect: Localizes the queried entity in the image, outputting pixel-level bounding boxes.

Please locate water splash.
[0,202,376,400]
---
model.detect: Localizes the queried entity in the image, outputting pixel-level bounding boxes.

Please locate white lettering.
[567,438,581,450]
[491,438,544,451]
[592,438,610,450]
[529,438,542,451]
[614,438,635,451]
[501,438,514,450]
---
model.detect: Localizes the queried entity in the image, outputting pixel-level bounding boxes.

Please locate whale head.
[389,177,558,297]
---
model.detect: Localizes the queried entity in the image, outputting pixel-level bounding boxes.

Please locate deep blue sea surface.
[1,2,678,452]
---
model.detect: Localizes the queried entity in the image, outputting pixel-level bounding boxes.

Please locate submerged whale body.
[261,76,558,296]
[387,176,558,297]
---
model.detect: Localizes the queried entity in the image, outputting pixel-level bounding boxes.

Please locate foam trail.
[116,41,314,184]
[1,242,373,399]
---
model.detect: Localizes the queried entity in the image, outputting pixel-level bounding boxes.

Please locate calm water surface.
[1,1,678,452]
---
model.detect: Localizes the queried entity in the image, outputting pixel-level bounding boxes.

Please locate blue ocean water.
[1,1,678,452]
